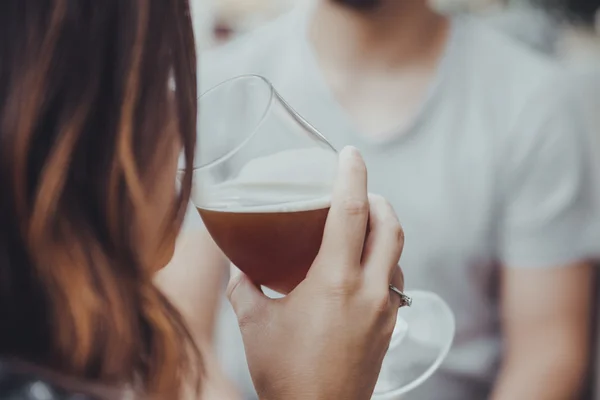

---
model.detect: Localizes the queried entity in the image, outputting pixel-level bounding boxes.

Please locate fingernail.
[341,146,360,158]
[340,146,362,165]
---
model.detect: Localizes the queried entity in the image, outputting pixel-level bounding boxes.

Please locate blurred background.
[189,0,600,398]
[191,0,600,64]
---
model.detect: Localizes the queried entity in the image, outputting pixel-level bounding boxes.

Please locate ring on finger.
[389,284,412,307]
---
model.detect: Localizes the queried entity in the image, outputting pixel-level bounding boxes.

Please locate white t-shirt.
[196,7,600,400]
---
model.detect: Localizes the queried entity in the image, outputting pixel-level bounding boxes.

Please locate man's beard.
[333,0,382,11]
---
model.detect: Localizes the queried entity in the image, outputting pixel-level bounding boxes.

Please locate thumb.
[226,265,269,326]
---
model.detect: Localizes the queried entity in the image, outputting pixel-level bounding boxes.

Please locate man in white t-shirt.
[190,0,599,398]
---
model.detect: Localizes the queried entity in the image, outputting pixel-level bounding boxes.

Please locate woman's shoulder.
[0,362,97,400]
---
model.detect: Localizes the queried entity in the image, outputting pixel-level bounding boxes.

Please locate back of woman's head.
[0,0,199,397]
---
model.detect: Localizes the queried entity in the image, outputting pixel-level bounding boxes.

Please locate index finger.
[317,146,369,271]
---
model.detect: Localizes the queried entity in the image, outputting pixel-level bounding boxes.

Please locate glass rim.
[182,74,337,172]
[183,74,275,172]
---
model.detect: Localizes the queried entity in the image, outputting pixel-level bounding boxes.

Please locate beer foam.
[194,147,336,213]
[200,192,331,213]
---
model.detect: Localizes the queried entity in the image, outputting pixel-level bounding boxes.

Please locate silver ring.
[389,285,412,307]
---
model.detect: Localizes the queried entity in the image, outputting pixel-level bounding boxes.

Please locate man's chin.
[332,0,382,11]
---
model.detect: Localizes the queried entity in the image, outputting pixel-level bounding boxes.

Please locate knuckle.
[371,196,404,242]
[391,222,405,248]
[393,267,405,292]
[341,197,369,216]
[382,215,404,249]
[379,221,402,248]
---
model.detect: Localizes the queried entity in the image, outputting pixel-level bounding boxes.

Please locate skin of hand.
[227,146,406,400]
[491,262,593,400]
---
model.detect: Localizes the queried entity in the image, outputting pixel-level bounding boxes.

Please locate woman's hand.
[227,147,405,400]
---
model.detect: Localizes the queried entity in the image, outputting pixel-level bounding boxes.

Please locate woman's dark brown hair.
[0,0,199,398]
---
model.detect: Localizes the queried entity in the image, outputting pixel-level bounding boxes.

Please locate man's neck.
[308,0,449,72]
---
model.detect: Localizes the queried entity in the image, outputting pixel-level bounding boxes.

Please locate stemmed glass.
[188,75,455,398]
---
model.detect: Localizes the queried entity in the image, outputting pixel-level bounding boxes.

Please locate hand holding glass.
[188,75,455,398]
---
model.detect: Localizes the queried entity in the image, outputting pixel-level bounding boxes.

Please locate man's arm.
[156,227,228,345]
[491,76,600,399]
[492,262,593,400]
[155,225,239,399]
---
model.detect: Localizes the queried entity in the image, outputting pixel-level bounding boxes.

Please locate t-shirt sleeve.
[498,79,600,268]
